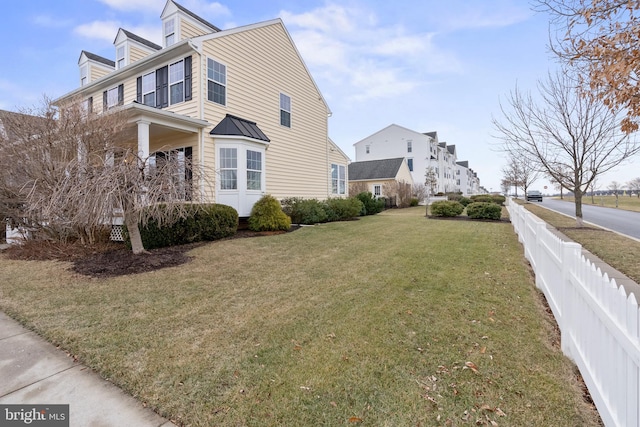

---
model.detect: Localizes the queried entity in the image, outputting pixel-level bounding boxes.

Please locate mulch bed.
[3,227,299,279]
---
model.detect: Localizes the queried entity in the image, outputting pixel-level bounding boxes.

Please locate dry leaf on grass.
[465,361,479,373]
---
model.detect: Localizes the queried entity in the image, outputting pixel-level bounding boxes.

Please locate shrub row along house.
[56,0,349,219]
[351,124,481,200]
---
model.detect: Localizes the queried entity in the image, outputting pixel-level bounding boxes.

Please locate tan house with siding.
[55,0,348,217]
[348,157,413,206]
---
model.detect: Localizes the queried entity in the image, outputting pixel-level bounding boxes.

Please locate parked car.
[526,190,543,202]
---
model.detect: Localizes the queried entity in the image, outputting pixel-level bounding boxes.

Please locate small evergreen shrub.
[466,202,502,220]
[324,197,363,221]
[248,195,291,231]
[470,194,494,203]
[410,198,419,207]
[430,200,464,217]
[458,196,472,207]
[448,193,472,207]
[491,195,506,206]
[356,192,384,216]
[136,203,238,249]
[281,197,328,224]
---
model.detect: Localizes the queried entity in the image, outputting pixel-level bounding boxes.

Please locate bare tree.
[608,181,623,207]
[424,166,438,215]
[412,183,427,202]
[493,70,640,225]
[0,98,212,253]
[536,0,640,133]
[628,177,640,198]
[349,181,369,196]
[502,154,540,199]
[500,178,511,196]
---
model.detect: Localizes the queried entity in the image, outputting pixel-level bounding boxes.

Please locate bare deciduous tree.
[412,183,426,202]
[628,177,640,198]
[0,98,212,254]
[383,180,412,208]
[349,181,369,196]
[502,154,540,199]
[607,181,623,207]
[537,0,640,133]
[493,70,640,225]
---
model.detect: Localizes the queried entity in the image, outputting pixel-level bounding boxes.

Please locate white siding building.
[353,124,480,195]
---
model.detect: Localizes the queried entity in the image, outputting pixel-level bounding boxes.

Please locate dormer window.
[164,18,175,47]
[80,65,88,86]
[116,46,125,69]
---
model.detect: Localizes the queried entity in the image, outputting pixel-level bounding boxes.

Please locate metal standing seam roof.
[348,157,406,181]
[209,114,270,142]
[120,29,162,51]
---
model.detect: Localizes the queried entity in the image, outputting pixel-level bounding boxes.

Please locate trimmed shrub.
[281,197,328,224]
[325,197,364,221]
[430,200,464,217]
[136,203,238,250]
[410,198,419,207]
[491,195,506,206]
[356,192,384,216]
[248,195,291,231]
[470,194,494,203]
[448,193,472,207]
[466,202,502,220]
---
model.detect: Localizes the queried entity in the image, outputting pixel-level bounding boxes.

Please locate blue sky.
[2,0,638,193]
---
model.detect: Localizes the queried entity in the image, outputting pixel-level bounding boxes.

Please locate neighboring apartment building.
[456,161,481,196]
[55,0,349,217]
[353,124,479,195]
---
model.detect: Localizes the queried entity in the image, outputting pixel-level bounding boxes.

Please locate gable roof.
[447,144,456,155]
[423,131,438,140]
[457,160,469,168]
[168,0,221,32]
[118,29,162,51]
[79,50,115,67]
[352,123,427,146]
[348,157,405,181]
[210,114,270,142]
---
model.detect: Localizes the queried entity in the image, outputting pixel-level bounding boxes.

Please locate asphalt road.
[533,197,640,240]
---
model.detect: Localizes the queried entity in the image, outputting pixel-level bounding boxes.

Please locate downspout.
[326,110,332,198]
[191,40,206,202]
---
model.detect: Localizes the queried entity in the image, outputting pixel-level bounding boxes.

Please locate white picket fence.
[507,199,640,427]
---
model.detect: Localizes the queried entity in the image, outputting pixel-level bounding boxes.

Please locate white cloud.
[98,0,164,12]
[32,14,72,28]
[432,2,532,32]
[73,21,161,45]
[280,3,461,104]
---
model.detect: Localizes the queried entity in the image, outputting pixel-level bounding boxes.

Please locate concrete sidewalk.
[0,312,177,427]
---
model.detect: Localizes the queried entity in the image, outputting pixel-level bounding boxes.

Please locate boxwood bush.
[248,195,292,231]
[466,202,502,220]
[136,203,238,249]
[470,194,505,205]
[430,200,464,217]
[356,192,384,216]
[281,197,328,224]
[324,197,364,221]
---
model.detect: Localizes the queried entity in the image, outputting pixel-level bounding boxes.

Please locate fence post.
[560,241,582,360]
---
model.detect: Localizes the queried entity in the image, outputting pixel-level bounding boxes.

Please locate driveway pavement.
[0,311,177,427]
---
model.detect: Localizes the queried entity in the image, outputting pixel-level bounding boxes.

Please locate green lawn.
[560,195,640,212]
[0,207,599,426]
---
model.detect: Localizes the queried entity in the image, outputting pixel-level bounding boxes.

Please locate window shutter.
[136,77,142,103]
[88,96,93,114]
[184,56,192,101]
[156,66,168,108]
[117,84,124,106]
[103,91,107,111]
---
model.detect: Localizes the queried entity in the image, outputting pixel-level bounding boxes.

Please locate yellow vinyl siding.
[200,22,330,200]
[129,45,152,63]
[90,66,110,82]
[180,18,211,39]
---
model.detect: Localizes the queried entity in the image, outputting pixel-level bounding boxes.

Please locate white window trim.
[80,65,88,86]
[279,92,291,128]
[207,57,227,106]
[218,147,238,191]
[169,59,184,105]
[116,44,126,70]
[142,72,155,107]
[164,17,177,47]
[373,184,381,197]
[106,86,119,109]
[246,149,262,191]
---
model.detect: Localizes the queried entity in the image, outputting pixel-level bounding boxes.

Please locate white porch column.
[137,120,150,162]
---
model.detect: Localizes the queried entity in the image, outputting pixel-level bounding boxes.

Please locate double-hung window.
[407,158,413,172]
[169,60,184,105]
[219,148,237,190]
[142,72,156,107]
[80,66,88,86]
[104,85,123,110]
[407,140,412,153]
[207,58,226,105]
[164,19,175,47]
[116,46,125,69]
[331,164,346,195]
[280,93,291,127]
[373,185,381,197]
[246,150,262,190]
